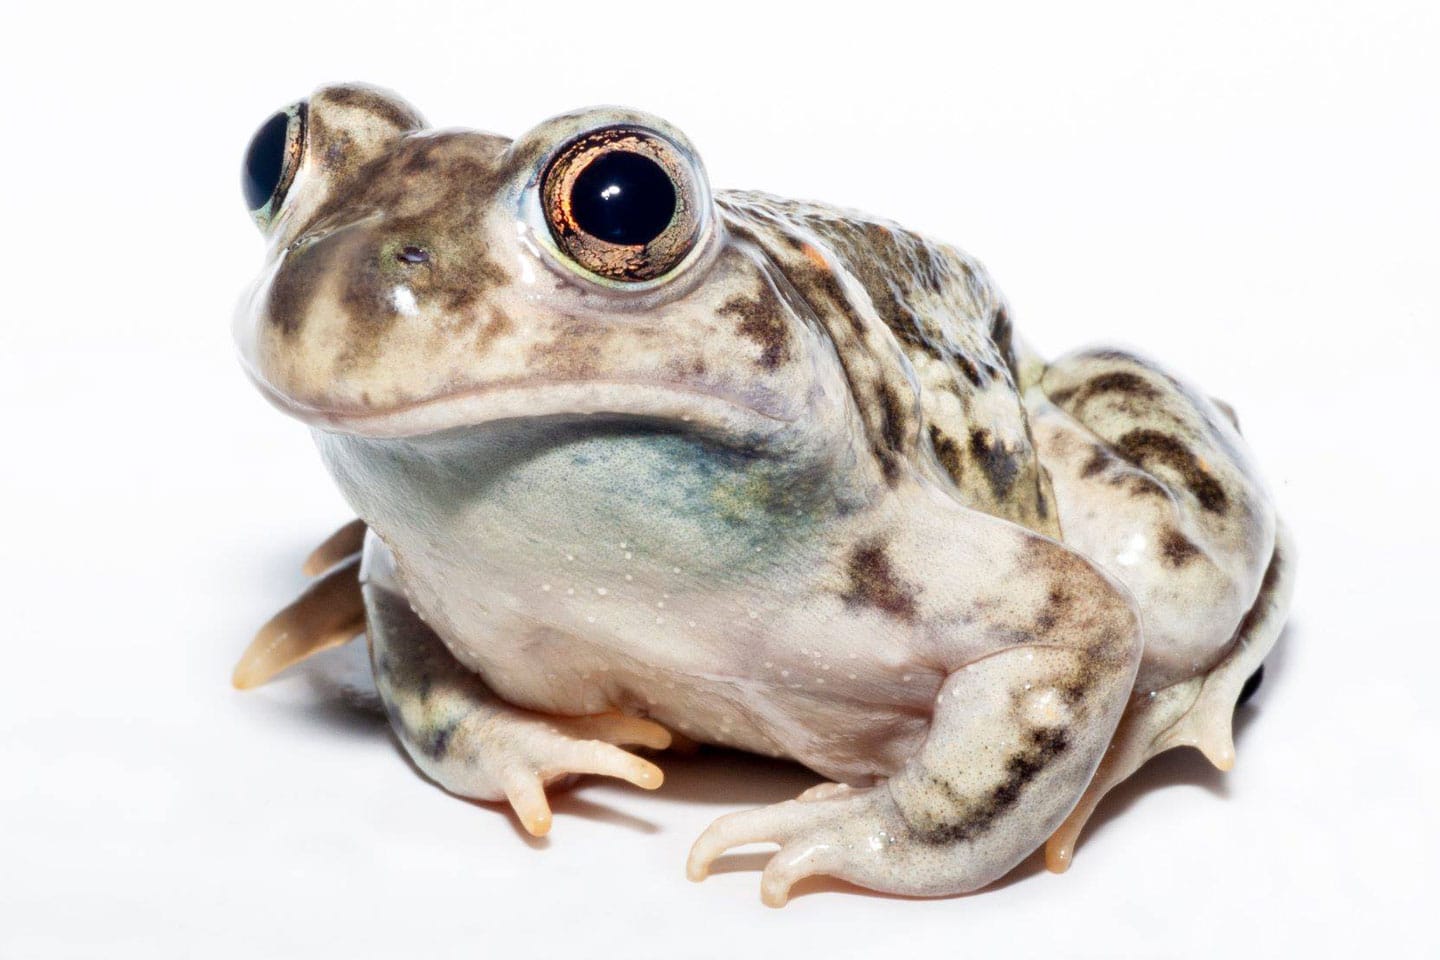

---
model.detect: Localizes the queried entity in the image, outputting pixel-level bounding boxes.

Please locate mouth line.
[247,370,798,439]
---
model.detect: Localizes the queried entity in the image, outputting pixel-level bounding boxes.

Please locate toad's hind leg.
[1026,347,1291,869]
[1046,520,1293,870]
[687,506,1145,905]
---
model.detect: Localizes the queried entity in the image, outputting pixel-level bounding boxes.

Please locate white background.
[2,1,1436,957]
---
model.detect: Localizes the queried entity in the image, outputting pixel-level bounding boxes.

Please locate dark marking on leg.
[1121,473,1169,499]
[422,717,459,759]
[1113,429,1229,513]
[909,727,1070,844]
[1070,371,1161,409]
[1080,446,1110,479]
[1159,528,1201,566]
[1035,586,1073,634]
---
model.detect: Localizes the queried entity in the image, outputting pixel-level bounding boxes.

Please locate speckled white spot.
[1116,532,1148,567]
[389,285,419,317]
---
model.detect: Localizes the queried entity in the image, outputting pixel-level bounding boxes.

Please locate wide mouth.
[243,365,798,440]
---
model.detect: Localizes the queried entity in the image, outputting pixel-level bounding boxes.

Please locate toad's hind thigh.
[1028,348,1278,695]
[1025,347,1291,868]
[1045,519,1294,871]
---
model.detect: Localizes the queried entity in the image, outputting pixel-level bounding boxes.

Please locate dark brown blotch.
[1113,429,1229,513]
[265,241,331,337]
[1035,585,1074,634]
[1080,445,1110,479]
[870,378,912,484]
[1159,528,1202,566]
[991,307,1019,386]
[969,427,1021,500]
[841,541,918,622]
[718,288,793,370]
[929,425,964,484]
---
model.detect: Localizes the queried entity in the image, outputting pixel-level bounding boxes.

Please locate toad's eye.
[540,127,706,283]
[242,102,306,229]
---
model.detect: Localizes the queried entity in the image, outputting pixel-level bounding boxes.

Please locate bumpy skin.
[235,84,1292,904]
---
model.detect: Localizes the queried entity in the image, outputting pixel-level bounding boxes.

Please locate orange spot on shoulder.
[800,243,830,271]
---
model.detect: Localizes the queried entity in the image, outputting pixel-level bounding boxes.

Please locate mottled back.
[718,192,1058,538]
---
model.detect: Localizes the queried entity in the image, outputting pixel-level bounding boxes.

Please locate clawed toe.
[555,712,673,752]
[686,798,851,906]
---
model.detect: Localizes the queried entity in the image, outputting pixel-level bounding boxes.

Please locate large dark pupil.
[570,151,676,245]
[243,111,291,211]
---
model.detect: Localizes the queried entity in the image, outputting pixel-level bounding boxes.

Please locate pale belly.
[328,416,936,783]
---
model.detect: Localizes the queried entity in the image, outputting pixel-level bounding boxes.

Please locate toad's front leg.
[364,547,669,837]
[688,517,1142,905]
